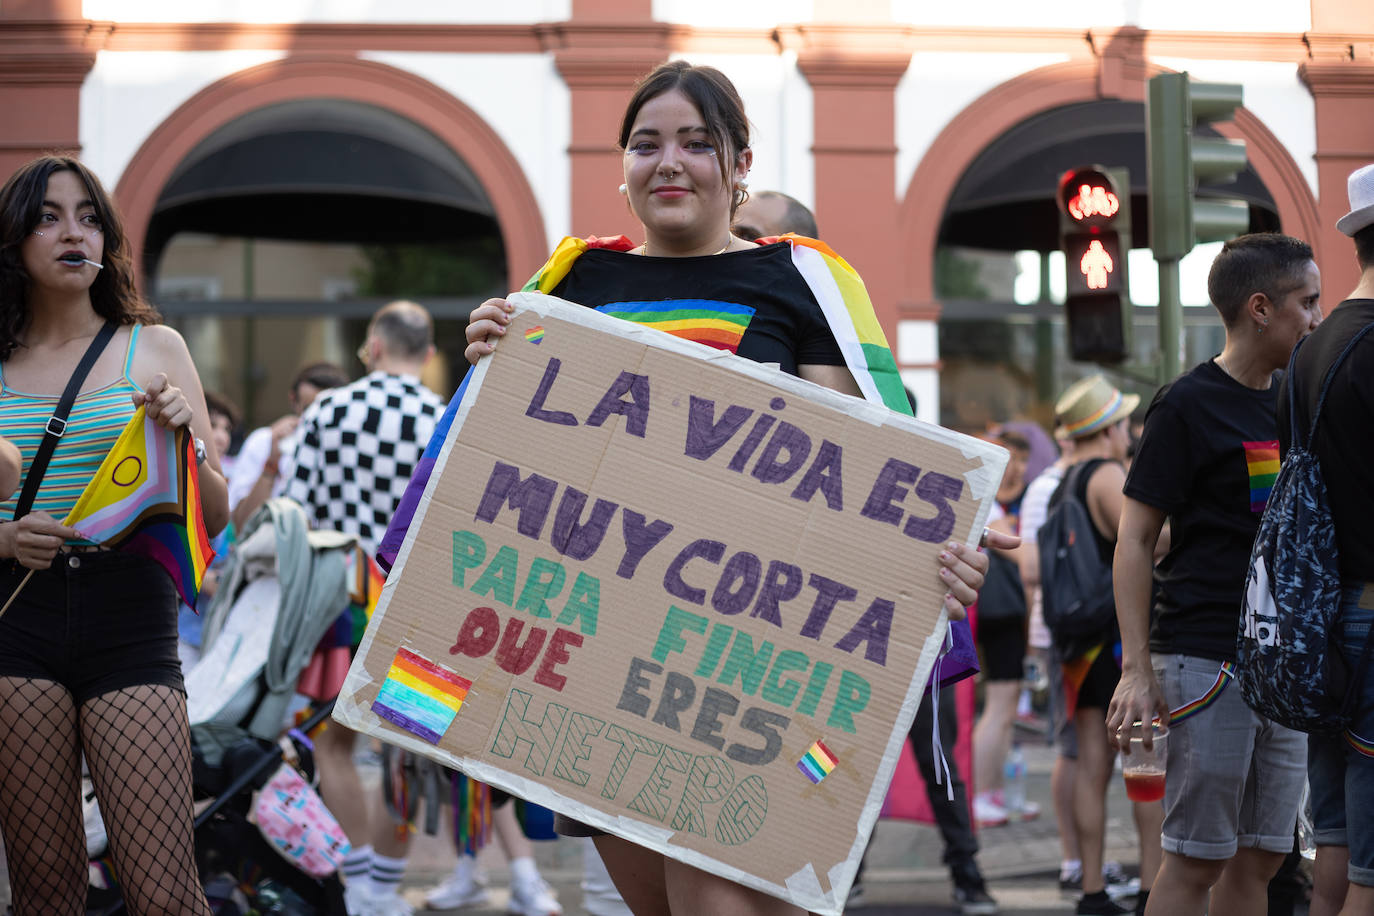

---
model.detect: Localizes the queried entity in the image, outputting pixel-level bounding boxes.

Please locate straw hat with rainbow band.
[1054,375,1140,440]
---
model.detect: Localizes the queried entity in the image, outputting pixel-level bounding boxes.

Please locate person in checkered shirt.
[283,301,445,555]
[282,300,444,916]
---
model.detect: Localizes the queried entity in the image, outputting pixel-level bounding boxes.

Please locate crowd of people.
[0,55,1372,916]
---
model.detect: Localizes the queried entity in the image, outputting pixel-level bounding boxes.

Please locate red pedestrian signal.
[1057,166,1131,363]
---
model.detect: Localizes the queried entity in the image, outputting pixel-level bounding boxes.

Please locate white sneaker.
[425,858,491,910]
[1102,862,1140,901]
[508,878,563,916]
[344,883,371,916]
[973,792,1008,828]
[361,892,415,916]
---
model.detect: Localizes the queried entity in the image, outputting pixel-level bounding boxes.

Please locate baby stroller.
[88,498,359,915]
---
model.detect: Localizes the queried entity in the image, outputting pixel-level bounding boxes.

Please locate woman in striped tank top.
[0,156,229,914]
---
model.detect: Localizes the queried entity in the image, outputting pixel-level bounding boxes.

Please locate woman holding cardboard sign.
[461,60,1010,916]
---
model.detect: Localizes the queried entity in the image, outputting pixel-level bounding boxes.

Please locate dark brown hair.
[1206,232,1314,326]
[617,60,751,215]
[0,155,159,360]
[1355,223,1374,271]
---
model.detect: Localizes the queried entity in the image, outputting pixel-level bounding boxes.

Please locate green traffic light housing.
[1146,72,1251,260]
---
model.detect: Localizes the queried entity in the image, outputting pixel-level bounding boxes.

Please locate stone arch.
[897,59,1322,315]
[115,55,548,293]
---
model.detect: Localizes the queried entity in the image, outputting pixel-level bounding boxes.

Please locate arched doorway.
[897,61,1319,433]
[935,98,1280,432]
[114,56,548,425]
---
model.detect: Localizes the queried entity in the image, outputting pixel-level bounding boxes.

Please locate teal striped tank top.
[1,325,142,522]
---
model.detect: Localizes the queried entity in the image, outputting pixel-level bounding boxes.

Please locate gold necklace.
[643,236,733,257]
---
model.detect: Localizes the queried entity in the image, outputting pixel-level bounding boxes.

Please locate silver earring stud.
[618,183,627,195]
[738,178,749,190]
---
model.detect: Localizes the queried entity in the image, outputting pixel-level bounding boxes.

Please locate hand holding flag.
[1,406,215,616]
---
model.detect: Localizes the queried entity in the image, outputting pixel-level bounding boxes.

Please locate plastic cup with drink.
[1121,719,1167,803]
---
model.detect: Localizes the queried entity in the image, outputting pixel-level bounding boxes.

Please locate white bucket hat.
[1337,163,1374,237]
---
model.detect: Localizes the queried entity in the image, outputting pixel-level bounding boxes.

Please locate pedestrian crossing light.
[1058,165,1132,364]
[1147,72,1250,260]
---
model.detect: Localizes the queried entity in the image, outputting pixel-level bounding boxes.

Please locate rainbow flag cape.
[63,406,215,609]
[375,234,976,686]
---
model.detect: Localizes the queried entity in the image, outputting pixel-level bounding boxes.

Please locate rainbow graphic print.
[797,739,838,784]
[372,648,472,744]
[525,326,545,344]
[1244,440,1280,513]
[594,300,755,353]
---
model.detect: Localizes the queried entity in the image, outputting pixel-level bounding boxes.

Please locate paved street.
[393,736,1146,915]
[0,729,1175,914]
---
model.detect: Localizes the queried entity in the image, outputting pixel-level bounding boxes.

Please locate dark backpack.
[1038,460,1116,654]
[1238,324,1374,734]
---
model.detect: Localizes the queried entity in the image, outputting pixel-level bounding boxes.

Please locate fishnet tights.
[0,678,211,915]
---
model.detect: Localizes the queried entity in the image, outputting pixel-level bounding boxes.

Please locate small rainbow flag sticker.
[797,739,838,784]
[525,326,545,344]
[371,648,472,744]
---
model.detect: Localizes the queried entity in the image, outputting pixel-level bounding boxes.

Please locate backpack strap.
[12,320,118,521]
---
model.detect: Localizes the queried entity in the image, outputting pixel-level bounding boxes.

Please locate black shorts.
[976,615,1026,682]
[0,552,184,703]
[1074,647,1121,712]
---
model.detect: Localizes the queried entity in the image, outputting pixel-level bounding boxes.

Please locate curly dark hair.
[0,155,160,360]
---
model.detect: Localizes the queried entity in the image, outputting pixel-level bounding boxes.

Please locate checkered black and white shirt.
[283,371,445,554]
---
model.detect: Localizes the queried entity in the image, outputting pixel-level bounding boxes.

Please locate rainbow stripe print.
[372,648,472,744]
[525,325,545,344]
[797,739,838,785]
[1244,440,1280,513]
[1168,661,1236,725]
[595,300,755,353]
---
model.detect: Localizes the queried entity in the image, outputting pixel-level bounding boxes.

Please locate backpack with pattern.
[1237,323,1374,733]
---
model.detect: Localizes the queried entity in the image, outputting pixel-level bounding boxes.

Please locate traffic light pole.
[1157,257,1182,383]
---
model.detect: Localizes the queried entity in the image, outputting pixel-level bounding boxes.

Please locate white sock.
[369,853,408,898]
[342,844,373,884]
[509,855,540,887]
[1061,858,1082,879]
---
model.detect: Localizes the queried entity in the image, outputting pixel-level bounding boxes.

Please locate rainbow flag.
[63,406,214,609]
[1244,440,1280,513]
[797,739,838,784]
[349,545,387,644]
[372,648,472,744]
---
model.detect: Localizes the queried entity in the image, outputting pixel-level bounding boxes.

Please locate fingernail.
[939,551,951,562]
[939,567,952,578]
[947,541,960,551]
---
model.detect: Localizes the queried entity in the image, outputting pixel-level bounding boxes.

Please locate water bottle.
[1003,745,1027,816]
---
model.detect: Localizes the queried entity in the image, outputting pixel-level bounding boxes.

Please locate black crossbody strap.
[12,320,118,521]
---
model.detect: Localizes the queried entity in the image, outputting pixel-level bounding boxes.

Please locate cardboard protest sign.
[334,292,1007,914]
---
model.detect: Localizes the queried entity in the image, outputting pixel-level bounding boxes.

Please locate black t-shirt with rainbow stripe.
[550,242,846,376]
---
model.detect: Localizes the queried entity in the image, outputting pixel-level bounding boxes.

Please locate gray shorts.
[1155,653,1307,859]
